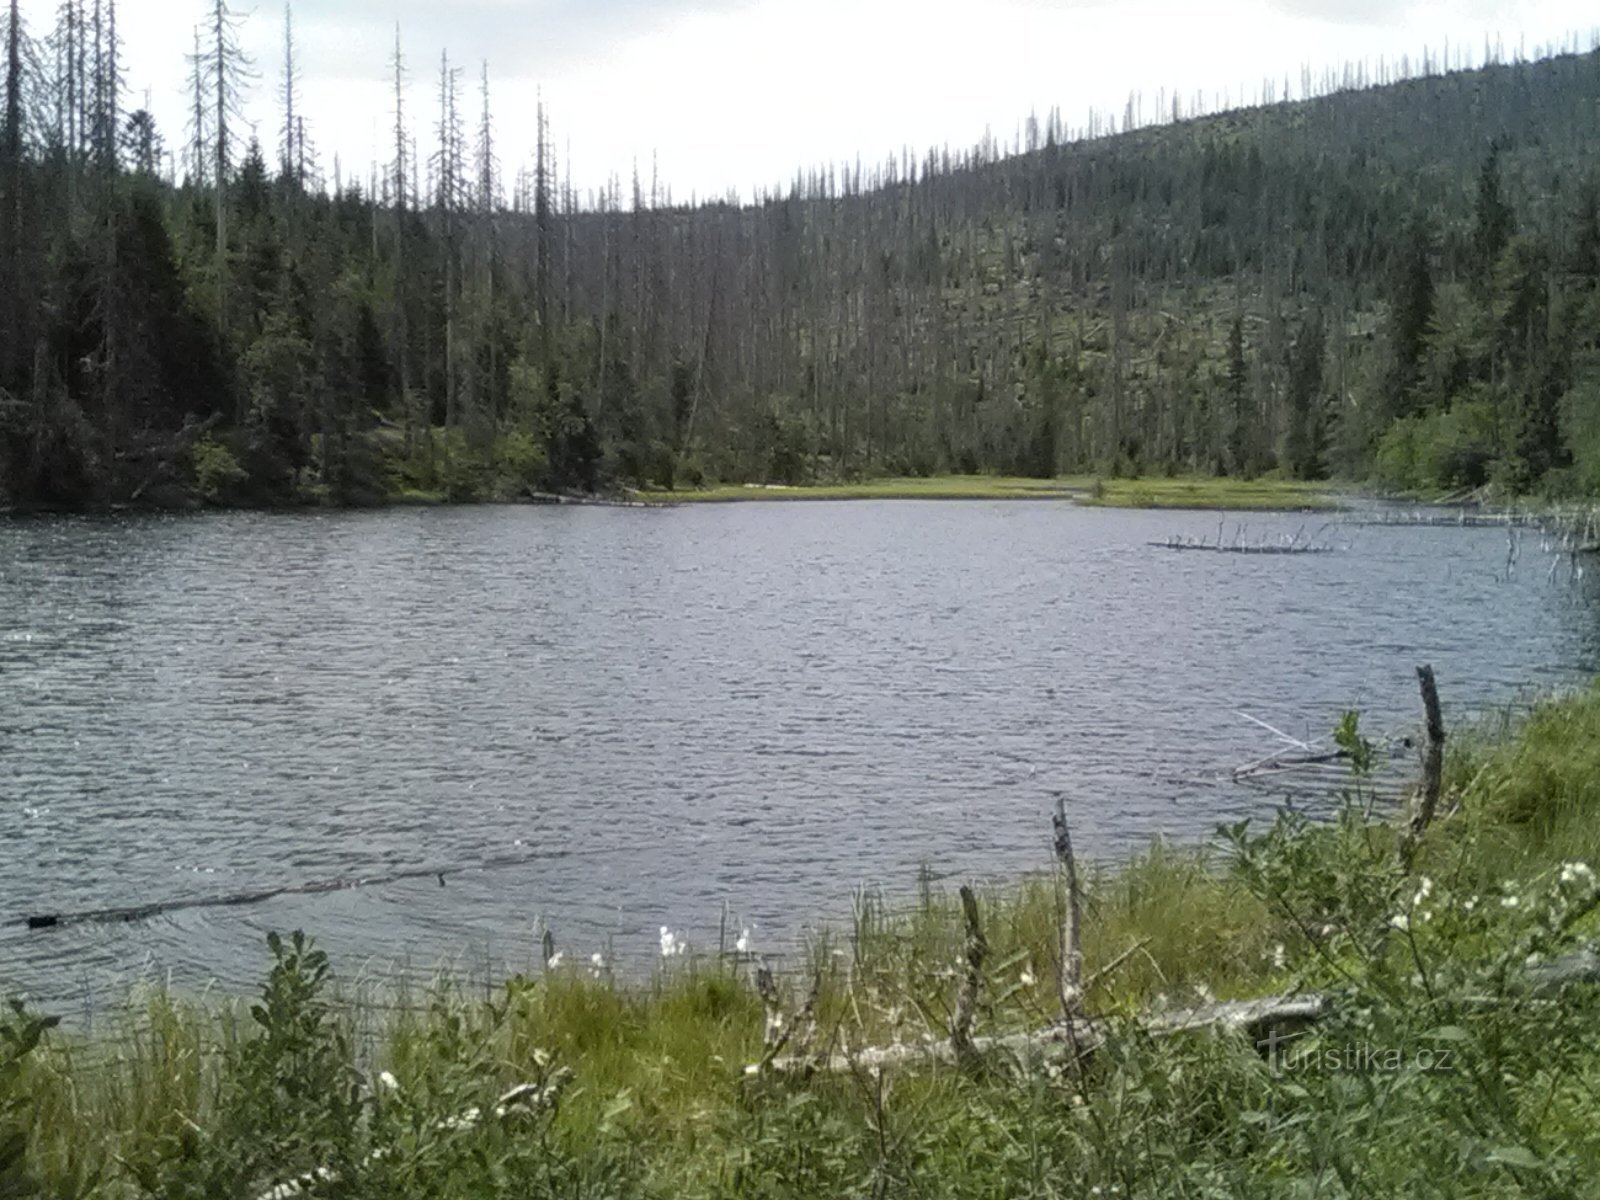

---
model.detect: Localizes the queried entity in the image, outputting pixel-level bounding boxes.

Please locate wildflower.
[1388,913,1411,932]
[735,929,752,955]
[660,927,685,957]
[1020,965,1038,988]
[1502,895,1520,909]
[1463,895,1478,912]
[1561,862,1595,886]
[1413,876,1434,906]
[546,951,564,969]
[376,1071,400,1093]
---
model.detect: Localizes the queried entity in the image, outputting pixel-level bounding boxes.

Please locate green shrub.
[191,436,248,504]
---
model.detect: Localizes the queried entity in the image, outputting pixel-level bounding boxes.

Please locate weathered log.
[1400,664,1446,869]
[764,992,1330,1076]
[17,848,576,932]
[1149,542,1335,555]
[1053,796,1085,1022]
[762,946,1600,1077]
[950,885,987,1058]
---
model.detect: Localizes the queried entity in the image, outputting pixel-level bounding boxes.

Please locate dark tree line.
[3,7,1600,506]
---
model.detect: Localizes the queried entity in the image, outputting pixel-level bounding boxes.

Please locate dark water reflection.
[2,502,1596,1008]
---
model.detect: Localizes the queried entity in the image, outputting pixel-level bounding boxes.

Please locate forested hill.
[3,4,1600,507]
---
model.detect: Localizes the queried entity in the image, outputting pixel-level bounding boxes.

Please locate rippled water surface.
[3,502,1597,1007]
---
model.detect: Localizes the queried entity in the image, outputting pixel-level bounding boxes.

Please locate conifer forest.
[3,2,1600,507]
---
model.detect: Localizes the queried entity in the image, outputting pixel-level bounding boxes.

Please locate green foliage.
[10,41,1600,507]
[14,700,1600,1197]
[1374,396,1500,492]
[1,1000,60,1198]
[190,435,248,504]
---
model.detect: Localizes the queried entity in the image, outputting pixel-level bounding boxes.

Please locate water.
[2,502,1596,1010]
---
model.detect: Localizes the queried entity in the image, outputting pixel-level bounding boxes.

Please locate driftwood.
[1052,797,1085,1022]
[766,993,1331,1076]
[1399,665,1446,870]
[762,944,1600,1078]
[523,489,660,509]
[749,963,821,1075]
[17,847,576,932]
[1151,541,1335,556]
[949,886,987,1058]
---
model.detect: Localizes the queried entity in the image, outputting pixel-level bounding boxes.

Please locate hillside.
[3,6,1600,505]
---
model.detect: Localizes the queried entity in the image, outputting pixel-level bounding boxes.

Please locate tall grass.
[8,686,1600,1197]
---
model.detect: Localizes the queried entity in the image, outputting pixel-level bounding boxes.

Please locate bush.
[1374,397,1498,492]
[1,1000,59,1195]
[191,435,248,504]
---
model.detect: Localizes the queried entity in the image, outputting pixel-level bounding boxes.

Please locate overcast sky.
[15,0,1600,204]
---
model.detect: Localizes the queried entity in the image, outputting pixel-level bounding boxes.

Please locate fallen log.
[761,945,1600,1078]
[1149,541,1335,555]
[17,847,576,932]
[762,992,1330,1076]
[523,489,661,509]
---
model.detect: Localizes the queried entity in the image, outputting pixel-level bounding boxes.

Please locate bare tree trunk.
[1401,665,1446,869]
[1053,796,1085,1022]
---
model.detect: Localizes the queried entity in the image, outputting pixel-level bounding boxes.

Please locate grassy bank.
[8,687,1600,1197]
[646,475,1339,510]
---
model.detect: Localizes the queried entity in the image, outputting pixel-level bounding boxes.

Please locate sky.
[15,0,1600,205]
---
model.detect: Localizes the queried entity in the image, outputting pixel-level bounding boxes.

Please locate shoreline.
[10,680,1600,1195]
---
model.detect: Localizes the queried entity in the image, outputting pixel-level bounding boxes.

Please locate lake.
[2,501,1596,1011]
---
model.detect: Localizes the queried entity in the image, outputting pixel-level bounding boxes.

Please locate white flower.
[735,929,752,955]
[1561,862,1594,886]
[1502,895,1520,909]
[1413,876,1434,906]
[546,951,564,969]
[1389,913,1411,932]
[591,951,606,969]
[376,1071,400,1093]
[1020,967,1038,988]
[659,927,684,957]
[1271,944,1287,970]
[1464,895,1478,912]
